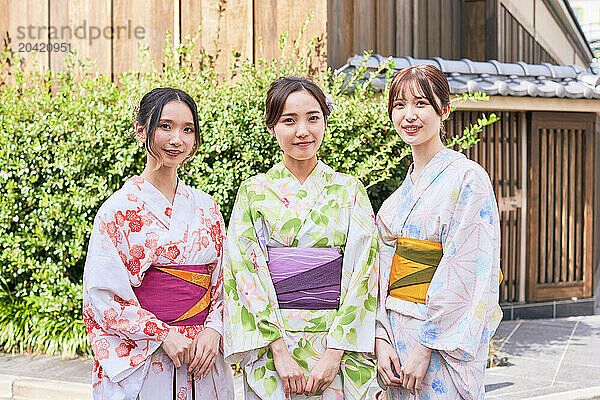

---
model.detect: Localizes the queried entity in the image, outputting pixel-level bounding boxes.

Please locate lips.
[402,125,421,134]
[163,148,183,157]
[293,140,315,147]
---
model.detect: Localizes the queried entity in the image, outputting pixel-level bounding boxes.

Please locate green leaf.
[264,376,277,396]
[241,306,256,331]
[331,325,344,342]
[356,279,369,296]
[346,328,357,346]
[254,366,265,381]
[314,237,329,247]
[364,294,376,312]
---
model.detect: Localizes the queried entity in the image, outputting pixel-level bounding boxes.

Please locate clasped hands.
[160,327,221,380]
[375,337,432,395]
[269,337,343,397]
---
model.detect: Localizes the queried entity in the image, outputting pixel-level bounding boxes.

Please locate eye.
[393,101,404,109]
[309,115,320,121]
[160,123,170,130]
[282,117,294,124]
[184,127,194,133]
[416,100,429,106]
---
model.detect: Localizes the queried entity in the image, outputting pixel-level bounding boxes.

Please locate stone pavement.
[0,315,599,399]
[485,315,600,399]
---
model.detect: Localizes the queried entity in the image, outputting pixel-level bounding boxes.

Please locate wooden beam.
[452,95,600,113]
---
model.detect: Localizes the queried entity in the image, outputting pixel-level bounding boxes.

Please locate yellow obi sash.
[388,237,443,304]
[389,237,504,304]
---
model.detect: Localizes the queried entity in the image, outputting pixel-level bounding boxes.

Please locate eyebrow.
[395,95,426,100]
[280,110,322,117]
[159,118,194,125]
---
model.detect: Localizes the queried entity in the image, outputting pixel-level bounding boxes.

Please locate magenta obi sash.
[133,264,212,326]
[267,247,343,310]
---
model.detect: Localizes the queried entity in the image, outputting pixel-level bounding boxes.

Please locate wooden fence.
[449,110,596,304]
[1,0,328,79]
[448,111,524,303]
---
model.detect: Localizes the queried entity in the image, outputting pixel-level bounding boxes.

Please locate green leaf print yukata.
[223,161,378,399]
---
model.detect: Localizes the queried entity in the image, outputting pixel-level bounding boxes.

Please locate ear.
[134,121,146,143]
[441,104,451,121]
[266,123,275,136]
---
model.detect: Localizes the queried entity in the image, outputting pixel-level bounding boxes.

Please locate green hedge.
[0,30,494,356]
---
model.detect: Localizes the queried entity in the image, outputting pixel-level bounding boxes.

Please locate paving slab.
[0,315,599,399]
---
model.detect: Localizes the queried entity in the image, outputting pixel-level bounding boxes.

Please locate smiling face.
[390,82,450,149]
[149,100,196,169]
[270,89,326,166]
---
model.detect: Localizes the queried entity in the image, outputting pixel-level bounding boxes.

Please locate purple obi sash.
[133,264,212,326]
[267,247,343,310]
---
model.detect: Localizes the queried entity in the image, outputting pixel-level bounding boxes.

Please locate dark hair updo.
[387,65,451,139]
[265,77,331,130]
[136,87,200,165]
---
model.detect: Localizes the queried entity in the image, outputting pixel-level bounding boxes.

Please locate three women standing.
[83,66,501,400]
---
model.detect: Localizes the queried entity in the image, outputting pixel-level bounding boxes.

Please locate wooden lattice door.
[527,112,595,302]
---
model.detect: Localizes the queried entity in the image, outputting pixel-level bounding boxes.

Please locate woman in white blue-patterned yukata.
[375,65,503,400]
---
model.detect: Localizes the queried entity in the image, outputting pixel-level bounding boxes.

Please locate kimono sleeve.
[82,208,170,382]
[326,181,378,353]
[222,182,283,364]
[374,212,397,344]
[203,198,226,337]
[418,166,502,361]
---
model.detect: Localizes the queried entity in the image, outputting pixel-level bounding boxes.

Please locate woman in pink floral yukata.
[82,88,234,400]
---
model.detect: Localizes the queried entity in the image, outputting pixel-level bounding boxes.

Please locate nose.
[296,122,309,138]
[169,129,184,146]
[404,105,418,122]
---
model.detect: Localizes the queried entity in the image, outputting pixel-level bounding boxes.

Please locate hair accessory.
[325,95,335,113]
[134,121,146,143]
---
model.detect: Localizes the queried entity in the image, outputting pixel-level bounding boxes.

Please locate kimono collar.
[392,149,465,231]
[125,175,190,227]
[407,149,465,195]
[267,160,333,187]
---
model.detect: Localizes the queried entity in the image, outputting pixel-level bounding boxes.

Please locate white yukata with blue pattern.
[376,149,503,400]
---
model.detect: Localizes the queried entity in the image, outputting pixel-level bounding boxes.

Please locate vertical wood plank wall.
[1,0,327,79]
[498,4,556,64]
[527,112,595,302]
[327,0,463,68]
[447,111,523,303]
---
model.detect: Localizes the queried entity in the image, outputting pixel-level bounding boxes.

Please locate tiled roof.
[335,55,600,99]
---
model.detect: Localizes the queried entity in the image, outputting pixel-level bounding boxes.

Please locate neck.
[410,136,446,179]
[283,154,318,184]
[140,157,179,203]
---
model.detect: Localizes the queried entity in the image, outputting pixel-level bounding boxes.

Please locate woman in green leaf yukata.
[222,77,379,399]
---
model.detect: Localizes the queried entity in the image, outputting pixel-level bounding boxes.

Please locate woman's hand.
[304,348,343,395]
[269,338,306,396]
[188,327,221,380]
[161,329,193,368]
[375,338,403,388]
[401,342,432,394]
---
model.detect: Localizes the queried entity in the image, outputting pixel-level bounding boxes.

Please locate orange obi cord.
[388,237,443,304]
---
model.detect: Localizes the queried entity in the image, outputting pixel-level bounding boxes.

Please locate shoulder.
[94,182,136,220]
[451,155,493,191]
[184,182,217,206]
[322,163,365,192]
